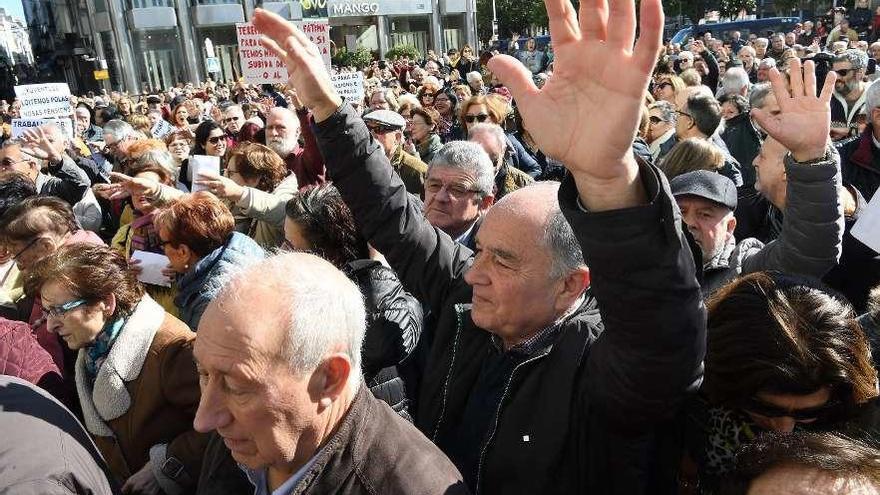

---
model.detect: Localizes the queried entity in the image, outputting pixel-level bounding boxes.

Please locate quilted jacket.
[0,317,62,394]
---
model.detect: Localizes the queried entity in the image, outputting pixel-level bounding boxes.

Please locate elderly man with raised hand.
[254,0,705,493]
[193,254,469,494]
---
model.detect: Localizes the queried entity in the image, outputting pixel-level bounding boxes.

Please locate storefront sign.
[235,22,290,85]
[297,19,331,68]
[330,72,364,103]
[327,0,430,16]
[14,83,72,119]
[11,118,74,140]
[93,70,110,81]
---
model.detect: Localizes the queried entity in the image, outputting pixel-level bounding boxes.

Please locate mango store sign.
[14,83,72,119]
[236,22,290,84]
[330,1,379,15]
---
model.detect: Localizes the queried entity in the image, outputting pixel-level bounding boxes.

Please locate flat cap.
[363,109,406,130]
[670,170,738,211]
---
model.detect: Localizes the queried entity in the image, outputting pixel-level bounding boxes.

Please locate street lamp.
[492,0,498,41]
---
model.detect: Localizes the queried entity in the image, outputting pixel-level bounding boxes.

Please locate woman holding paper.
[153,192,265,329]
[191,121,228,164]
[110,161,179,316]
[23,243,208,494]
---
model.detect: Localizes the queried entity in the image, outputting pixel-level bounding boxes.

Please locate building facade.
[81,0,477,93]
[0,9,34,67]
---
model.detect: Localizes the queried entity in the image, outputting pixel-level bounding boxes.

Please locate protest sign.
[297,19,331,68]
[236,22,290,84]
[853,192,880,254]
[11,118,74,140]
[190,155,221,192]
[331,72,365,103]
[14,83,72,118]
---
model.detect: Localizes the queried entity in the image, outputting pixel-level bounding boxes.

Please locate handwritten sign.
[11,118,74,140]
[14,83,72,118]
[236,22,290,84]
[298,19,331,68]
[330,72,364,103]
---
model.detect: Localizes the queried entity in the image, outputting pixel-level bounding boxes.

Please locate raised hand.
[20,125,63,163]
[192,171,245,202]
[109,171,160,201]
[253,9,342,122]
[487,0,663,210]
[751,58,835,162]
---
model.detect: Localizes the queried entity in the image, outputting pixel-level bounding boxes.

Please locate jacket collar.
[850,124,880,172]
[76,295,165,436]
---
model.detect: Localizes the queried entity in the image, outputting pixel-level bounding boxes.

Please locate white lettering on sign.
[14,83,72,119]
[331,2,380,15]
[296,19,331,69]
[11,118,74,140]
[236,22,290,85]
[330,72,365,103]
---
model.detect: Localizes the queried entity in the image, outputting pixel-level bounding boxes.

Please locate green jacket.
[391,146,428,197]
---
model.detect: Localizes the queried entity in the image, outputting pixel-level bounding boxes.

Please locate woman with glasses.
[652,74,686,105]
[433,90,463,143]
[680,272,879,493]
[459,94,542,178]
[164,130,194,190]
[153,192,265,330]
[191,121,228,164]
[283,184,422,418]
[191,142,298,249]
[24,243,207,493]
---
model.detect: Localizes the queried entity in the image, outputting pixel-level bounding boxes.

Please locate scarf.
[84,317,126,380]
[129,212,162,253]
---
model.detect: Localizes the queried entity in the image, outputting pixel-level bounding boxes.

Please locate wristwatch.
[161,456,186,480]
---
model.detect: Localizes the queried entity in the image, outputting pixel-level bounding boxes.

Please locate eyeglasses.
[207,135,226,145]
[168,141,190,148]
[42,298,88,319]
[223,117,241,123]
[0,157,28,168]
[11,236,42,260]
[835,68,855,77]
[464,114,490,124]
[654,82,673,91]
[744,397,841,422]
[425,181,480,198]
[649,116,665,124]
[224,168,240,176]
[367,124,398,135]
[676,110,694,120]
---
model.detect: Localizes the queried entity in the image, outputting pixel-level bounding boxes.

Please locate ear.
[479,193,495,211]
[725,213,737,236]
[98,293,117,319]
[315,354,353,409]
[555,268,591,313]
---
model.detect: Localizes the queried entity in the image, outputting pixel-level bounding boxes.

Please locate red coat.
[0,317,60,386]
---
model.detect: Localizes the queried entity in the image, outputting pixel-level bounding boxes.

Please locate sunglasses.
[744,397,841,422]
[835,68,854,77]
[367,125,397,135]
[223,117,241,123]
[464,114,490,123]
[654,82,673,91]
[649,116,664,124]
[207,135,226,145]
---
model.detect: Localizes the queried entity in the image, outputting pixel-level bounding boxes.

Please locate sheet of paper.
[190,155,221,193]
[131,250,172,288]
[852,191,880,254]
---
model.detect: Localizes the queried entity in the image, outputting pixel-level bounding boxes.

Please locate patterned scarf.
[84,317,126,380]
[130,212,161,253]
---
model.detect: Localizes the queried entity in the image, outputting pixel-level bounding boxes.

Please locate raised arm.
[253,9,473,312]
[489,0,705,425]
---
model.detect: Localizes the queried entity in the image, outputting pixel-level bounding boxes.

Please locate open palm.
[751,58,835,162]
[487,0,663,182]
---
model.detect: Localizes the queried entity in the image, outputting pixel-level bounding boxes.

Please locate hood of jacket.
[175,232,265,310]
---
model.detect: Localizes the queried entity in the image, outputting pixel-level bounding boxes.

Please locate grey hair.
[722,67,751,95]
[102,119,135,141]
[468,123,507,153]
[648,100,677,124]
[834,49,869,71]
[134,148,178,179]
[757,58,777,69]
[216,253,366,392]
[428,141,495,197]
[749,83,773,109]
[865,79,880,112]
[1,137,24,149]
[466,71,483,84]
[224,105,243,115]
[738,46,756,57]
[754,38,769,48]
[544,205,586,279]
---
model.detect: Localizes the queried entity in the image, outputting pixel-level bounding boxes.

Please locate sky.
[0,0,25,20]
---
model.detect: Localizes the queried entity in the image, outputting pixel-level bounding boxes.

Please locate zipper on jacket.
[431,308,465,442]
[474,350,550,495]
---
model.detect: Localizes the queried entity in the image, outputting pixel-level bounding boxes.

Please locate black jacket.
[839,125,880,201]
[36,155,91,206]
[721,112,761,188]
[313,103,705,494]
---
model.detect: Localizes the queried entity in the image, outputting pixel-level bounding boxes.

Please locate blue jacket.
[504,134,542,178]
[175,232,266,330]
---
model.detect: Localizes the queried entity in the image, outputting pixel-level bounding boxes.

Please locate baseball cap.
[670,170,738,211]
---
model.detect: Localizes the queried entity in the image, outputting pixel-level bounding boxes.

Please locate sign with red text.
[236,22,289,85]
[297,19,331,68]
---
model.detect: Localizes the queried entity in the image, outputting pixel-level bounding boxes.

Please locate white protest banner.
[11,118,74,140]
[14,83,72,118]
[297,19,331,68]
[151,119,174,138]
[189,155,221,192]
[331,72,365,103]
[236,22,289,85]
[852,191,880,254]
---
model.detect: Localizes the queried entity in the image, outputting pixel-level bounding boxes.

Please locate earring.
[184,263,189,270]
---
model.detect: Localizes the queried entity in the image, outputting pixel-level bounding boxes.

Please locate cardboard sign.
[331,72,364,103]
[297,19,331,68]
[236,22,290,85]
[852,191,880,254]
[11,118,74,140]
[14,83,72,118]
[151,119,174,138]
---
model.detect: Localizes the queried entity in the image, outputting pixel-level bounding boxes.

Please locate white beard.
[267,137,298,158]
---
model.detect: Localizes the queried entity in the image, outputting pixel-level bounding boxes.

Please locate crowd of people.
[1,0,880,494]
